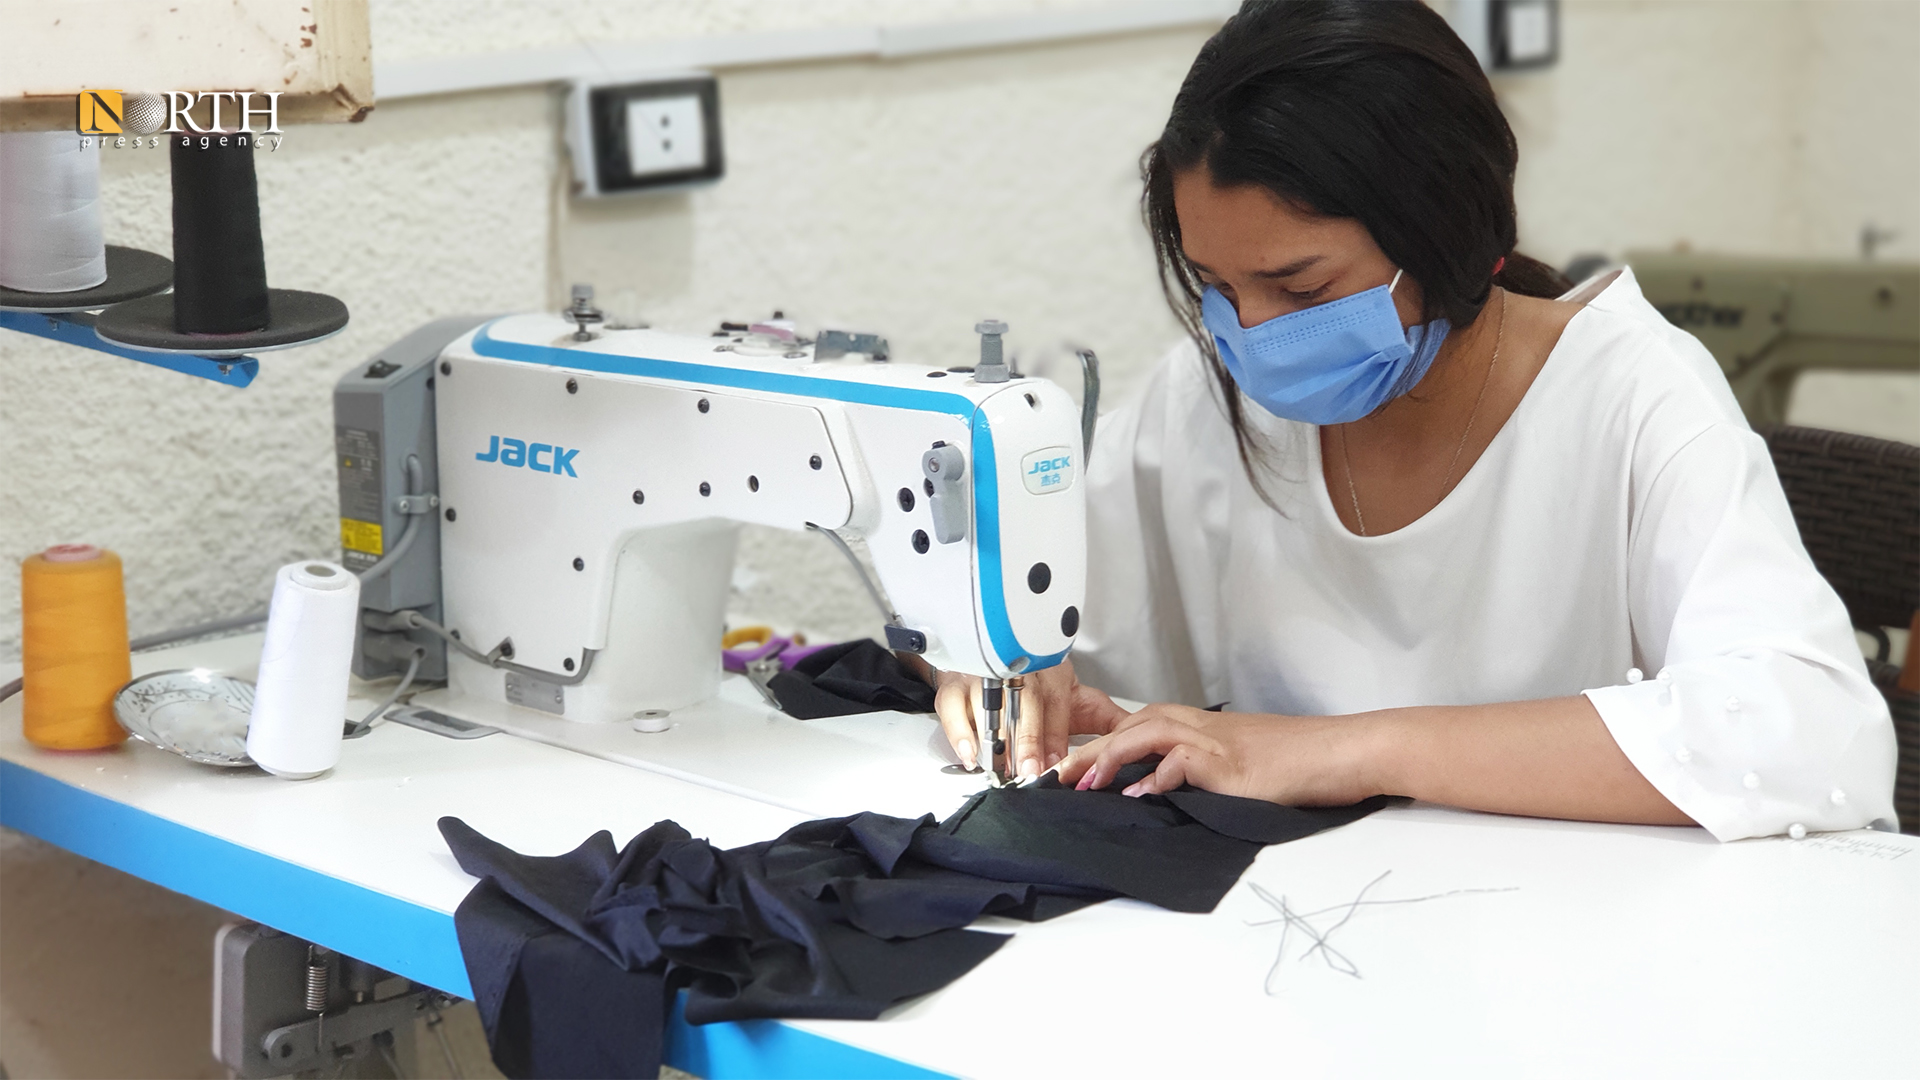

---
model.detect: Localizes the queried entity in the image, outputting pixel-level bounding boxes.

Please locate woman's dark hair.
[1143,0,1570,489]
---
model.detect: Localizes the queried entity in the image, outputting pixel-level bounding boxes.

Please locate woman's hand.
[1053,704,1384,806]
[929,659,1129,778]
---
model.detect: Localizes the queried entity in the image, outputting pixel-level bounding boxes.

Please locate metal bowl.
[113,668,256,767]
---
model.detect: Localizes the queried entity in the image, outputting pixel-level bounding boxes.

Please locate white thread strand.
[1248,872,1520,991]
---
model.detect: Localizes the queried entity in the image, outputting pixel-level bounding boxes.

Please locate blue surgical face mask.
[1201,270,1451,426]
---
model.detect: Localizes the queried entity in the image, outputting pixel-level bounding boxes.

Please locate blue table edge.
[0,758,950,1080]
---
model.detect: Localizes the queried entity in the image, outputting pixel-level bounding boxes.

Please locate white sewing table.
[3,633,1916,1079]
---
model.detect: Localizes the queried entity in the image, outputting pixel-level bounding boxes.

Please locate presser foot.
[939,761,1016,787]
[940,675,1028,787]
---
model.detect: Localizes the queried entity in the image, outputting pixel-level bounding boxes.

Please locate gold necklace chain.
[1340,287,1507,537]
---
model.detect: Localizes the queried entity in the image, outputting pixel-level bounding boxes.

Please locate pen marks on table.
[1246,870,1518,992]
[1791,833,1911,862]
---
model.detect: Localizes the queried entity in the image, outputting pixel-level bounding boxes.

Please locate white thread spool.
[0,131,108,293]
[246,561,360,780]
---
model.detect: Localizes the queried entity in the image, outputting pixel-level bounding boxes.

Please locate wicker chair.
[1758,425,1919,834]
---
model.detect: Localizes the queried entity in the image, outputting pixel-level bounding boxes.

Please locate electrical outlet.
[570,75,724,196]
[626,95,706,178]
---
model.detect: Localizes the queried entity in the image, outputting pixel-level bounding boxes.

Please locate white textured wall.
[369,0,1114,59]
[3,2,1916,1077]
[1499,0,1920,442]
[1504,0,1919,263]
[1780,0,1920,440]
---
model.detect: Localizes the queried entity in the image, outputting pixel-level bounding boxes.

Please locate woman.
[930,0,1896,840]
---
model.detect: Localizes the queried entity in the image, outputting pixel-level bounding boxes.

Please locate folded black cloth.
[765,638,937,719]
[441,762,1394,1079]
[944,768,1395,912]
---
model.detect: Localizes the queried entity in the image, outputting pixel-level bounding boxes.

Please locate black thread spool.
[171,137,269,333]
[96,136,347,354]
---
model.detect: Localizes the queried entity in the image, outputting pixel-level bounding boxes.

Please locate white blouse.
[1074,268,1897,841]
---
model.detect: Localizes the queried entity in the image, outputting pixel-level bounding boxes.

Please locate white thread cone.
[0,131,108,292]
[247,561,359,779]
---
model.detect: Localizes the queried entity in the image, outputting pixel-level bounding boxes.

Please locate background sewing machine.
[333,292,1091,797]
[1625,251,1919,429]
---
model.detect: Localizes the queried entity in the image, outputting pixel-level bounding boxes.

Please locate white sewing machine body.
[422,315,1085,727]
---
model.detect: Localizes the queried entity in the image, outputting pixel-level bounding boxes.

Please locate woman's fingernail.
[956,740,974,765]
[1020,757,1041,778]
[1075,769,1094,791]
[1045,752,1063,769]
[1122,782,1144,797]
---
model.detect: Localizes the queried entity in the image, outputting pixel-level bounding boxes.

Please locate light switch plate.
[625,94,706,177]
[567,74,724,197]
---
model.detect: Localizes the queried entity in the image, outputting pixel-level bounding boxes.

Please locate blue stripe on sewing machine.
[968,409,1070,673]
[467,321,1067,674]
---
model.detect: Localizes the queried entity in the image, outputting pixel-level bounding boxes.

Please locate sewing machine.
[334,292,1088,784]
[1628,251,1919,428]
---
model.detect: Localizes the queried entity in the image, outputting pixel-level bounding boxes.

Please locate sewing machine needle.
[1006,676,1025,780]
[980,678,1002,776]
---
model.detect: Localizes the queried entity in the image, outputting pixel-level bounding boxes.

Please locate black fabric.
[442,761,1395,1079]
[944,768,1395,912]
[499,925,664,1080]
[764,639,937,719]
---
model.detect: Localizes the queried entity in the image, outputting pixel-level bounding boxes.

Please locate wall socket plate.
[1447,0,1559,72]
[625,94,706,177]
[567,74,725,197]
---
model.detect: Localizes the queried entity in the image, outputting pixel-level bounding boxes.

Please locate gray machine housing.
[212,921,449,1079]
[332,317,491,682]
